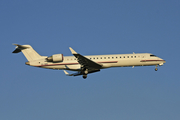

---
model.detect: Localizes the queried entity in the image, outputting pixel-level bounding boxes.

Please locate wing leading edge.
[69,47,102,69]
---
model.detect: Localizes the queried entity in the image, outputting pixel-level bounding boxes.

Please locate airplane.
[12,44,166,79]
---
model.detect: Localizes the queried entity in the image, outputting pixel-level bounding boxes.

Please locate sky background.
[0,0,180,120]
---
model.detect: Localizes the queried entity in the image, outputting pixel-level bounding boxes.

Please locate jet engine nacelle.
[47,54,63,62]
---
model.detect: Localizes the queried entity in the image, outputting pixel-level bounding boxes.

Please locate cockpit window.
[150,54,157,57]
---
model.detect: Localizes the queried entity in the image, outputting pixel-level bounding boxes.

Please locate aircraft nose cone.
[25,61,30,65]
[163,59,166,63]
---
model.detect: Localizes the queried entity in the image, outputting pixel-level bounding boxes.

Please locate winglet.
[69,47,77,54]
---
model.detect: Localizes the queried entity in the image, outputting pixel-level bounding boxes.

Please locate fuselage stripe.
[35,61,118,67]
[140,60,165,62]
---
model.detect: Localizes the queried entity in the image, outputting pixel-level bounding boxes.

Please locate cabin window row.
[88,56,138,60]
[66,56,142,60]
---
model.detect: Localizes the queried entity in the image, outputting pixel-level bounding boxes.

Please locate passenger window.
[127,56,129,58]
[104,57,106,59]
[124,56,125,58]
[112,57,114,59]
[131,56,133,58]
[108,57,110,59]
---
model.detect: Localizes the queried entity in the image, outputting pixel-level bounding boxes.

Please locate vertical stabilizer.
[12,44,42,61]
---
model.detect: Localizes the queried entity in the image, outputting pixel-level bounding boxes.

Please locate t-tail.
[12,44,43,61]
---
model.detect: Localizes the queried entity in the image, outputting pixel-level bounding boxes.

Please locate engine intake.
[47,54,63,62]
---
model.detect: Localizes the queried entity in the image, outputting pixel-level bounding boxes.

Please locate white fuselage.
[28,53,165,71]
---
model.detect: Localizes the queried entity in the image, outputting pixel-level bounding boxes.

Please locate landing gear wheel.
[155,68,158,71]
[83,75,87,79]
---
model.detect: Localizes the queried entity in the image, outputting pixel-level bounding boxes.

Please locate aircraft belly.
[140,61,161,66]
[64,64,81,70]
[41,64,81,70]
[116,60,141,67]
[41,65,65,69]
[117,60,162,67]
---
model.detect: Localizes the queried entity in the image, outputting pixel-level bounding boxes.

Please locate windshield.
[150,54,157,57]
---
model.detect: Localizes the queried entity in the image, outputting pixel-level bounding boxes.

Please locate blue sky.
[0,0,180,120]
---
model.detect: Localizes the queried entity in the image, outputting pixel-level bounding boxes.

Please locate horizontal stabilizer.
[12,48,21,53]
[13,44,29,49]
[12,44,29,53]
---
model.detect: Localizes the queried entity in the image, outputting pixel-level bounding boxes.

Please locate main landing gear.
[83,74,87,79]
[82,68,88,79]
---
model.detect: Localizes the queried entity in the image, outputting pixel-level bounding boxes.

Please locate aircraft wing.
[63,70,81,76]
[69,47,102,69]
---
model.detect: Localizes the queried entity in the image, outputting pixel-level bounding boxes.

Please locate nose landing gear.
[155,65,158,71]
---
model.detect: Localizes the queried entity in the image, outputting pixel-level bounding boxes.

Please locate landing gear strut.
[155,65,158,71]
[82,68,88,79]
